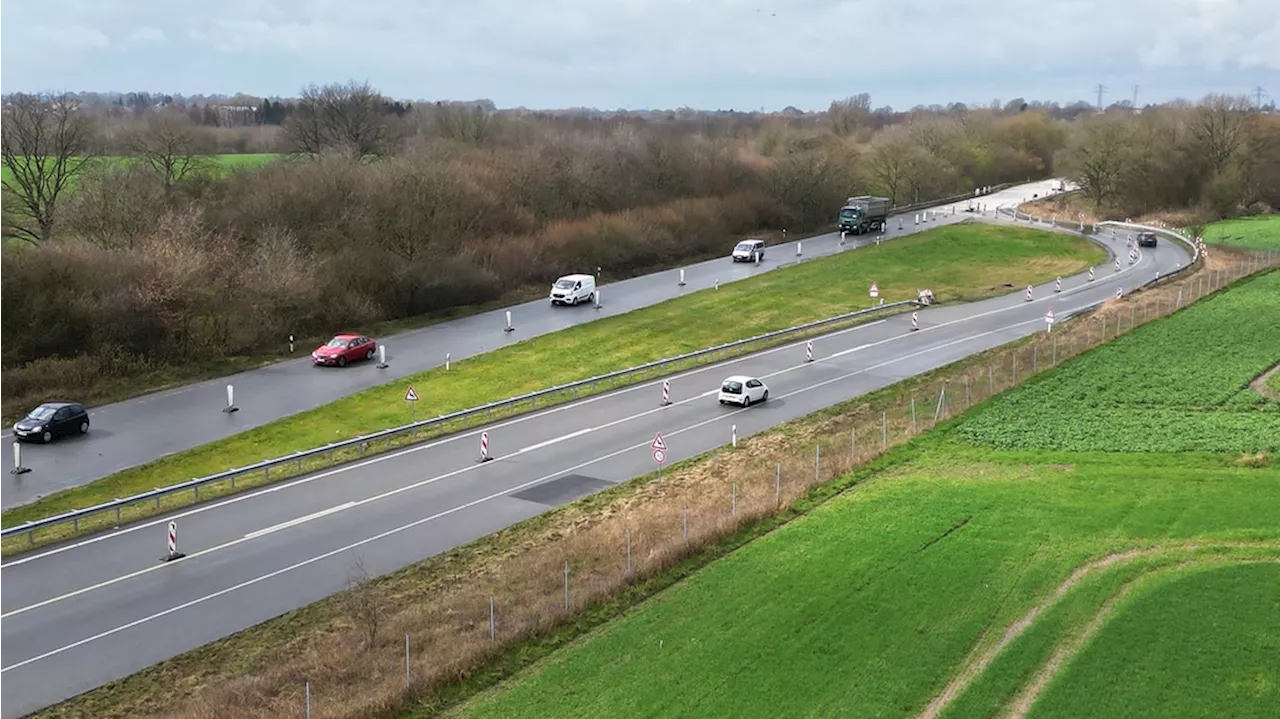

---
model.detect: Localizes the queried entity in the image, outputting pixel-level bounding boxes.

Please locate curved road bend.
[0,222,1187,718]
[0,180,1069,508]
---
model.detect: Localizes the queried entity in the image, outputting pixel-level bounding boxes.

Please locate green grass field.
[0,223,1105,549]
[1,153,281,186]
[451,271,1280,719]
[1201,214,1280,251]
[1023,563,1280,719]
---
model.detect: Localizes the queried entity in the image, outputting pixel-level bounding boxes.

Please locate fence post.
[683,504,688,545]
[910,397,916,434]
[405,633,411,688]
[1033,345,1038,373]
[1052,336,1057,365]
[964,376,971,408]
[564,560,570,612]
[732,482,737,517]
[815,444,821,483]
[305,680,311,719]
[882,411,888,449]
[776,463,782,508]
[489,596,495,642]
[989,362,994,395]
[1013,355,1018,383]
[851,425,856,460]
[626,531,633,582]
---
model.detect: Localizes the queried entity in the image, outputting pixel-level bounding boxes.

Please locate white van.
[731,239,765,262]
[549,273,596,306]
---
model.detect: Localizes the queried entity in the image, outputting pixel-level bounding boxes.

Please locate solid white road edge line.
[0,304,1064,632]
[1,243,1152,570]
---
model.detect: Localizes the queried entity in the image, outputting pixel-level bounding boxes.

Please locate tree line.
[1,83,1274,414]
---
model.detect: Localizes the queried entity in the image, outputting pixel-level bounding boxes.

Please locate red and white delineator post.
[479,431,492,462]
[661,380,671,406]
[161,520,185,562]
[911,312,919,331]
[805,341,814,363]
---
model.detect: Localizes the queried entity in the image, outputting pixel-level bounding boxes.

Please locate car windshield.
[555,279,576,289]
[734,242,754,252]
[326,338,350,348]
[722,381,743,393]
[26,405,57,421]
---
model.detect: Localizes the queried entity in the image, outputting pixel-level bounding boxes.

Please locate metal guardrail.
[2,299,919,543]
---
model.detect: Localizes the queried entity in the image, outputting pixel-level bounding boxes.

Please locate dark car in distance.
[312,334,378,367]
[12,401,90,443]
[1137,231,1158,248]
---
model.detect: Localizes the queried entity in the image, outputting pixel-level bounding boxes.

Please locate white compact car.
[731,239,765,262]
[549,273,597,306]
[718,375,769,406]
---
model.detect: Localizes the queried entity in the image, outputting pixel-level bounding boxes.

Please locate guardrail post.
[10,441,30,475]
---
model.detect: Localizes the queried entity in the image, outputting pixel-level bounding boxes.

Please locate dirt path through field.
[1250,362,1280,400]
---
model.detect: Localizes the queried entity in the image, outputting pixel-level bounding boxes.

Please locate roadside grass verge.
[1201,213,1280,251]
[32,247,1259,719]
[0,222,1105,552]
[450,270,1280,719]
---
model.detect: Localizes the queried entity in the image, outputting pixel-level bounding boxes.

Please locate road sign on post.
[652,432,668,476]
[405,386,419,421]
[1045,307,1055,333]
[869,282,879,299]
[651,432,667,452]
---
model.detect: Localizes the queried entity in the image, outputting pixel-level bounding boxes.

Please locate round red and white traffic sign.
[652,448,666,464]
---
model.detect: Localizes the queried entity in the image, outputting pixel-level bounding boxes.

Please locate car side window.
[747,380,760,388]
[54,407,70,420]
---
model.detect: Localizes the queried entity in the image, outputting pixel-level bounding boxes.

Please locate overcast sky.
[3,0,1278,110]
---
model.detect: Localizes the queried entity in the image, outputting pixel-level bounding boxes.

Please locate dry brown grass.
[40,250,1275,719]
[1018,194,1208,233]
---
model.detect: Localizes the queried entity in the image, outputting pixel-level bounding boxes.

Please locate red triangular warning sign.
[405,386,419,401]
[651,432,667,451]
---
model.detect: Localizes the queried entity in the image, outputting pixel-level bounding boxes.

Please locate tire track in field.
[914,541,1280,719]
[1001,555,1280,719]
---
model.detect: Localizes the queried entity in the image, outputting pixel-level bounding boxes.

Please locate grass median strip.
[1,222,1105,553]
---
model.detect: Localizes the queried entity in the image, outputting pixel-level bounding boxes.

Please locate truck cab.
[838,195,890,235]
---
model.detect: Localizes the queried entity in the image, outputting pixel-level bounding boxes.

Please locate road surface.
[0,179,1066,508]
[0,216,1188,718]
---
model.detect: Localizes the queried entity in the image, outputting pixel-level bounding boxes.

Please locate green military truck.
[837,195,890,235]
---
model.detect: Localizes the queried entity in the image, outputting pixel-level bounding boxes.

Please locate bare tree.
[285,81,397,158]
[430,103,499,147]
[340,556,383,650]
[827,93,872,137]
[1189,94,1250,175]
[125,115,215,195]
[1059,115,1131,210]
[2,92,100,244]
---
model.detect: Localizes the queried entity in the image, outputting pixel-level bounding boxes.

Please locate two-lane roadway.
[0,215,1189,718]
[0,179,1068,508]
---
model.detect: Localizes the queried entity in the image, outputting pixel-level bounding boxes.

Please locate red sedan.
[312,334,377,367]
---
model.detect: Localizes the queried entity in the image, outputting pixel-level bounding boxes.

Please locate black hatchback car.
[12,401,90,443]
[1137,232,1158,247]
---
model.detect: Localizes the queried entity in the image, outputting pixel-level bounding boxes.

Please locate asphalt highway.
[0,179,1067,508]
[0,215,1190,718]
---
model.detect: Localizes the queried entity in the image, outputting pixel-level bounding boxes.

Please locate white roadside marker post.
[504,310,515,333]
[376,344,388,369]
[11,441,30,475]
[223,384,239,413]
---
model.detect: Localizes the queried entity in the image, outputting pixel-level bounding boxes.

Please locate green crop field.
[1201,214,1280,251]
[450,271,1280,719]
[955,270,1280,453]
[1,222,1105,549]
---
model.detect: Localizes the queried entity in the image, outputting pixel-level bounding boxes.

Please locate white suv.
[731,239,765,263]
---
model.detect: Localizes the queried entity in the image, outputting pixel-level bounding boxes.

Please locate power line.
[1095,84,1107,110]
[1254,86,1267,108]
[1132,85,1139,107]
